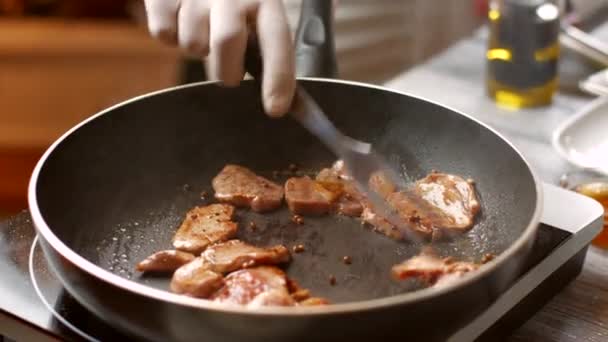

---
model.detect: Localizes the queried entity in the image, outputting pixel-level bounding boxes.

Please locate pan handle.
[294,0,338,78]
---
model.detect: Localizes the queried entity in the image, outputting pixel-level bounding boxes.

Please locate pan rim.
[28,77,542,316]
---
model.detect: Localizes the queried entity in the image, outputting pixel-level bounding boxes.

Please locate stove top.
[0,184,603,342]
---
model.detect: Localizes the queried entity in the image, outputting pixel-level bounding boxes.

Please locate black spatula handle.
[294,0,337,78]
[245,0,337,79]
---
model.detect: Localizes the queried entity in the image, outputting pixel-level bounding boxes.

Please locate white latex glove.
[143,0,295,117]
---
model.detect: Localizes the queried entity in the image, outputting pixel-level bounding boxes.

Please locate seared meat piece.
[385,190,440,238]
[298,297,330,306]
[212,165,284,212]
[285,159,364,216]
[365,170,433,239]
[362,172,480,241]
[361,188,437,241]
[369,170,397,199]
[284,176,339,215]
[290,288,311,301]
[170,240,291,298]
[286,278,329,306]
[392,249,479,288]
[335,198,364,217]
[286,277,310,301]
[361,206,405,240]
[170,258,225,298]
[201,240,291,273]
[173,204,238,254]
[313,162,365,217]
[316,160,351,180]
[136,250,195,273]
[415,173,480,234]
[210,266,295,307]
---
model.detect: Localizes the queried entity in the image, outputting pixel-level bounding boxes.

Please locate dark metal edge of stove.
[450,223,576,342]
[476,246,589,341]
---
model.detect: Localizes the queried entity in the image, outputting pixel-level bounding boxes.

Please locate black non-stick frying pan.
[28,1,541,341]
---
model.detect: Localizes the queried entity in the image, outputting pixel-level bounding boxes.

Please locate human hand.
[143,0,295,117]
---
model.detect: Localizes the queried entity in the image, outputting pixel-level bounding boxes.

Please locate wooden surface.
[0,18,181,214]
[510,247,608,342]
[0,147,44,213]
[386,23,608,342]
[0,18,180,149]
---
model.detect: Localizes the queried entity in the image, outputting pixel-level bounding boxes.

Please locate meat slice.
[335,197,364,217]
[314,162,364,217]
[170,258,225,298]
[415,173,480,234]
[286,278,329,306]
[361,206,405,240]
[392,249,480,288]
[363,170,434,240]
[170,240,291,298]
[173,204,238,254]
[299,297,330,306]
[201,240,291,274]
[284,160,364,217]
[136,250,195,273]
[361,190,437,241]
[284,176,338,215]
[362,171,480,241]
[212,165,284,212]
[316,160,351,181]
[369,170,397,199]
[210,266,295,307]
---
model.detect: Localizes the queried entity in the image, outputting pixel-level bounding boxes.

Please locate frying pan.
[28,1,541,341]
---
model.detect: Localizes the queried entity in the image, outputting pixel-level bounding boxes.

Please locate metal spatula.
[290,87,417,236]
[244,39,417,237]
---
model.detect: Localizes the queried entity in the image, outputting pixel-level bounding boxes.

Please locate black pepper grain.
[342,256,352,265]
[293,244,305,253]
[329,275,337,286]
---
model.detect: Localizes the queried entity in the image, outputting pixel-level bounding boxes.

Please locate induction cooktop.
[0,183,603,342]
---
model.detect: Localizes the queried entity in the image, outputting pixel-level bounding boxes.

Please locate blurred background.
[0,0,605,217]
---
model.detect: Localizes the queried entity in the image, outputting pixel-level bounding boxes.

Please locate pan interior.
[35,80,537,304]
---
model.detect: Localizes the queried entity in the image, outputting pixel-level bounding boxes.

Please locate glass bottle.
[486,0,561,109]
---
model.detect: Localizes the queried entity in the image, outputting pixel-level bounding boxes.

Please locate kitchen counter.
[385,25,608,342]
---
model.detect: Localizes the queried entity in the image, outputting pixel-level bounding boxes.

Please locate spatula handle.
[244,0,337,79]
[294,0,338,78]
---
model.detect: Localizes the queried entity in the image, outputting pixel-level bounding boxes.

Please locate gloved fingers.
[143,0,179,44]
[178,0,211,56]
[256,0,295,117]
[208,0,249,86]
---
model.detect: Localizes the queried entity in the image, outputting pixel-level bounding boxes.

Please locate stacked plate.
[553,69,608,176]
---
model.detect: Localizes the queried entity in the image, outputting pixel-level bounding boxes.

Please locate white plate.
[552,96,608,176]
[580,69,608,97]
